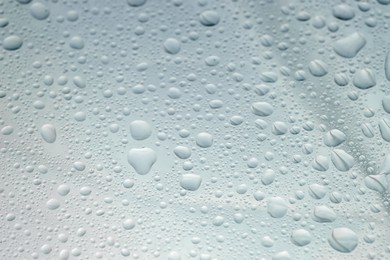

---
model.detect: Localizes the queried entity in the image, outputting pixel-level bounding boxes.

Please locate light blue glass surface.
[1,0,390,259]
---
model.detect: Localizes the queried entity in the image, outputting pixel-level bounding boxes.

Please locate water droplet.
[1,125,14,135]
[73,76,86,88]
[69,36,84,50]
[199,10,220,26]
[46,198,60,210]
[272,251,292,260]
[173,146,191,159]
[196,132,213,148]
[180,174,202,191]
[378,118,390,142]
[127,148,157,175]
[57,184,70,196]
[3,35,23,51]
[267,197,288,218]
[129,120,152,140]
[251,102,274,116]
[122,218,135,230]
[262,169,276,185]
[0,17,9,28]
[308,183,327,199]
[271,121,288,135]
[30,2,50,20]
[328,227,358,253]
[333,4,355,20]
[333,33,366,58]
[40,124,57,143]
[364,174,388,193]
[353,68,376,89]
[127,0,146,7]
[312,205,337,223]
[331,149,354,172]
[163,38,181,54]
[324,129,346,147]
[291,229,312,246]
[312,155,330,171]
[308,59,328,77]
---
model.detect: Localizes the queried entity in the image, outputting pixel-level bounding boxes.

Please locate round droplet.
[205,56,220,66]
[1,125,14,135]
[129,120,151,140]
[267,197,288,218]
[196,132,213,148]
[312,15,325,29]
[262,169,275,185]
[254,190,265,201]
[212,215,225,226]
[66,10,79,22]
[73,76,86,88]
[30,2,50,20]
[123,179,135,189]
[334,73,349,86]
[308,59,328,77]
[251,102,274,116]
[353,68,376,89]
[180,174,202,191]
[0,18,9,28]
[6,213,15,221]
[74,112,86,122]
[331,149,354,171]
[69,36,84,50]
[230,115,244,125]
[46,198,60,210]
[3,35,23,51]
[360,123,374,138]
[73,161,86,171]
[173,146,191,159]
[80,186,91,196]
[199,10,220,26]
[254,84,270,96]
[364,174,388,193]
[260,71,278,82]
[312,205,337,223]
[328,227,358,253]
[40,124,56,143]
[271,121,288,135]
[261,236,274,247]
[209,99,223,109]
[329,191,343,204]
[291,229,312,246]
[123,218,135,230]
[57,184,70,196]
[333,4,355,20]
[127,0,146,7]
[312,155,330,172]
[308,183,327,199]
[40,244,52,254]
[163,38,181,54]
[323,129,346,147]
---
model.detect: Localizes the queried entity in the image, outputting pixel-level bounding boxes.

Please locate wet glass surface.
[1,0,390,259]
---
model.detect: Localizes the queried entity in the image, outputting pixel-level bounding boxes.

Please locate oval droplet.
[40,124,57,143]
